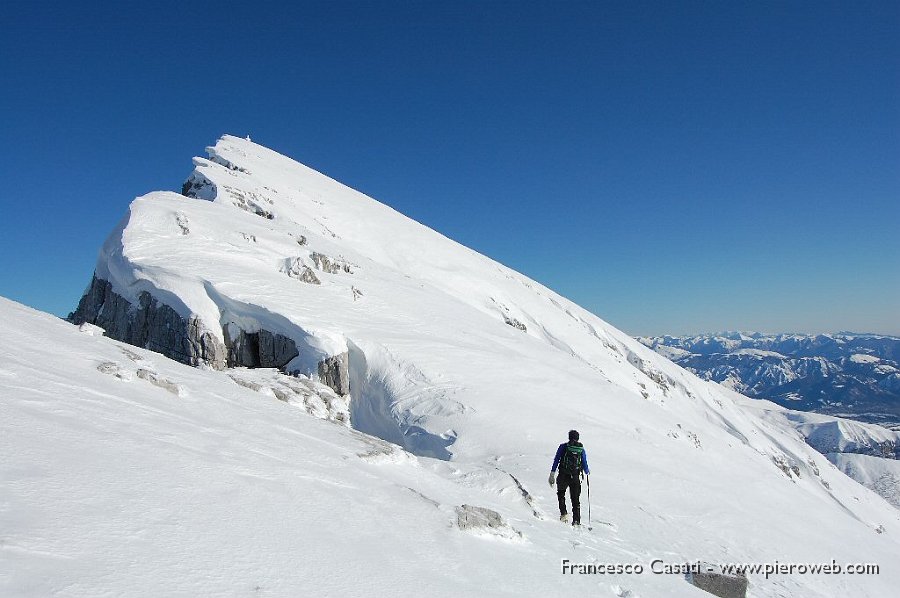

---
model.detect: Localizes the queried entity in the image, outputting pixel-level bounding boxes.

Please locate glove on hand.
[548,472,556,487]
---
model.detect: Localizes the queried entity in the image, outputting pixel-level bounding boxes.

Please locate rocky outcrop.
[223,327,299,369]
[69,276,226,369]
[282,258,321,284]
[687,566,748,598]
[310,252,352,274]
[503,316,527,332]
[69,275,351,396]
[455,504,503,530]
[454,504,522,539]
[319,352,350,396]
[135,368,183,396]
[181,171,216,200]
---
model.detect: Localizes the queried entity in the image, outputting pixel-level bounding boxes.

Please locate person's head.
[568,429,579,442]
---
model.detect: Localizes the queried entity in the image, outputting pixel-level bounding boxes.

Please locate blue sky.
[2,1,897,336]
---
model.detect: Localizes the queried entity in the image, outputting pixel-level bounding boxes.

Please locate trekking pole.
[587,474,592,530]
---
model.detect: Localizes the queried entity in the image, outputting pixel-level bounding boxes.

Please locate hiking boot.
[560,513,570,523]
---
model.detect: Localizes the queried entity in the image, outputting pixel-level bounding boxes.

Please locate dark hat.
[568,429,579,441]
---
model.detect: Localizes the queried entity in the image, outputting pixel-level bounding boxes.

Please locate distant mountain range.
[637,333,900,429]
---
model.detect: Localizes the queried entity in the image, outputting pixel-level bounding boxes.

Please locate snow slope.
[784,411,900,458]
[6,135,900,596]
[828,453,900,510]
[4,297,628,597]
[738,398,900,508]
[3,300,898,598]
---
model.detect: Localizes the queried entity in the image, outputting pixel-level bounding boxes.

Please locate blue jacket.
[551,441,590,475]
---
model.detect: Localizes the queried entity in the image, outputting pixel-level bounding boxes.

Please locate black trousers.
[556,472,581,523]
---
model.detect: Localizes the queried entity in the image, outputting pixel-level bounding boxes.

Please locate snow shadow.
[347,341,454,460]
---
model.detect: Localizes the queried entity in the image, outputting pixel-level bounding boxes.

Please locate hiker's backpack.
[559,442,583,476]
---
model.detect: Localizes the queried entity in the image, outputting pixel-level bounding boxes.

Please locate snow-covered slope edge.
[4,297,900,597]
[640,332,900,507]
[745,402,900,509]
[48,135,900,596]
[1,297,633,596]
[828,454,900,510]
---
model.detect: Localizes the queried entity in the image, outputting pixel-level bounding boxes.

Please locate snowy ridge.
[741,399,900,508]
[782,411,900,458]
[828,454,900,509]
[639,332,900,427]
[10,135,900,596]
[83,134,706,459]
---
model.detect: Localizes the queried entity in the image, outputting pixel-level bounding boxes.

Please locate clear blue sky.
[2,1,897,336]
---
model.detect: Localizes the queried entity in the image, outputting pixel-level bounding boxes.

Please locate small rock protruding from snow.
[310,252,353,275]
[282,258,321,285]
[455,504,522,539]
[687,564,748,598]
[96,361,131,380]
[78,322,105,336]
[135,368,183,396]
[503,315,527,332]
[175,212,190,235]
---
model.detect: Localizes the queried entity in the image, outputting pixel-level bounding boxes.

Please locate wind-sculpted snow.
[72,134,713,457]
[44,136,900,596]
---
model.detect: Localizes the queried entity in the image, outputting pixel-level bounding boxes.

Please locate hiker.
[549,429,590,525]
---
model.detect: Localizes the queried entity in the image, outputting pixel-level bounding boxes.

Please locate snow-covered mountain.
[6,135,900,597]
[637,333,900,429]
[829,453,900,509]
[745,405,900,512]
[637,332,900,505]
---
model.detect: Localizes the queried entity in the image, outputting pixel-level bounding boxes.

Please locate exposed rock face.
[319,352,350,396]
[181,171,216,200]
[69,275,350,396]
[69,276,226,369]
[224,327,299,369]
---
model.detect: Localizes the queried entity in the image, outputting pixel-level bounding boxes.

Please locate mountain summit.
[70,133,694,460]
[52,135,900,596]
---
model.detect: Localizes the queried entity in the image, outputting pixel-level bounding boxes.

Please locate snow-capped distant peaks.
[641,332,900,428]
[851,353,882,364]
